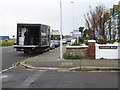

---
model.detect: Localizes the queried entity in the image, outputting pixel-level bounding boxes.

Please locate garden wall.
[66,40,120,59]
[66,45,88,58]
[95,43,120,59]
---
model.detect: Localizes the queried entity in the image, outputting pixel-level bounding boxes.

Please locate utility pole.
[60,0,63,59]
[71,1,74,31]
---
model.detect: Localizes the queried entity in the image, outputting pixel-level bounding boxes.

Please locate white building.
[50,30,60,35]
[71,30,81,38]
[104,3,120,41]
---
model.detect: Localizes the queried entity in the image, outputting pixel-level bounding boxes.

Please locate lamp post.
[70,1,74,31]
[60,0,63,59]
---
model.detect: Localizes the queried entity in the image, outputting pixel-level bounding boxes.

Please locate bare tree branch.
[84,5,108,40]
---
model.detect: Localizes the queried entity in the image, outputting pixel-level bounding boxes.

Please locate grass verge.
[0,39,16,47]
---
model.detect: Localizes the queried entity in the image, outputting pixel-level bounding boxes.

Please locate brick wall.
[65,40,96,59]
[86,42,95,58]
[66,47,88,58]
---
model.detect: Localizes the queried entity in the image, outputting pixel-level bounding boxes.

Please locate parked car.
[62,39,67,44]
[70,39,76,45]
[51,40,60,47]
[50,41,55,49]
[67,38,73,42]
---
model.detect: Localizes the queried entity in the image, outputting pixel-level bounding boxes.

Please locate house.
[110,5,120,40]
[104,13,111,40]
[104,2,120,41]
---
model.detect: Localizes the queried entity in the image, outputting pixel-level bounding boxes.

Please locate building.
[111,5,119,40]
[104,2,120,41]
[104,13,111,40]
[50,30,60,35]
[50,30,60,40]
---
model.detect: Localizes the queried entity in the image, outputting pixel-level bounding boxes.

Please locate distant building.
[50,30,60,35]
[50,30,60,40]
[0,36,10,40]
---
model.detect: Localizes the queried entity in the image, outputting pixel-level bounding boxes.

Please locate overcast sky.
[0,0,119,38]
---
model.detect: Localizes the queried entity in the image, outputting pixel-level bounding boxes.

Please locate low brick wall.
[66,45,88,58]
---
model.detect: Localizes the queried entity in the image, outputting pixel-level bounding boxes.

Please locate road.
[1,45,66,70]
[1,46,119,89]
[2,47,40,70]
[2,67,119,88]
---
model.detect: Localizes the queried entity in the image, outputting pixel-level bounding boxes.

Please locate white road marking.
[1,62,19,73]
[61,62,73,66]
[0,75,8,79]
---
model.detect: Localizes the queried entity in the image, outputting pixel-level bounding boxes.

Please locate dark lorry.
[14,23,50,53]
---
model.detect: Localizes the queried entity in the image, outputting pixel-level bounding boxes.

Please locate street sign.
[99,46,117,49]
[73,32,81,38]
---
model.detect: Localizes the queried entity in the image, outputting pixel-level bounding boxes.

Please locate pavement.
[20,52,120,71]
[17,44,119,71]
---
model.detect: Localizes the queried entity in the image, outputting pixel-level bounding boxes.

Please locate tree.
[51,35,64,40]
[82,29,91,38]
[79,27,84,32]
[51,35,60,40]
[84,5,108,40]
[78,27,84,36]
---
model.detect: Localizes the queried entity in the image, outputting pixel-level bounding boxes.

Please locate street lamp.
[70,1,74,31]
[60,0,63,59]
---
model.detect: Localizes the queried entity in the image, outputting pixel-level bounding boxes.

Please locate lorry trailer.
[14,23,50,53]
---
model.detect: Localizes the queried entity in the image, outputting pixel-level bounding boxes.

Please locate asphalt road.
[2,47,39,70]
[1,44,67,70]
[2,66,119,88]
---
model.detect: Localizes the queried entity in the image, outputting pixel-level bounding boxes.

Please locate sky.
[0,0,119,38]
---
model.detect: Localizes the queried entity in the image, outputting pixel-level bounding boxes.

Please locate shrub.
[99,57,107,60]
[97,39,107,44]
[63,53,83,60]
[88,57,94,60]
[107,40,115,44]
[71,43,81,46]
[117,40,120,43]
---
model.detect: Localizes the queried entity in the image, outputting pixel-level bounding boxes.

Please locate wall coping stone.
[66,45,88,48]
[88,40,96,43]
[95,43,119,46]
